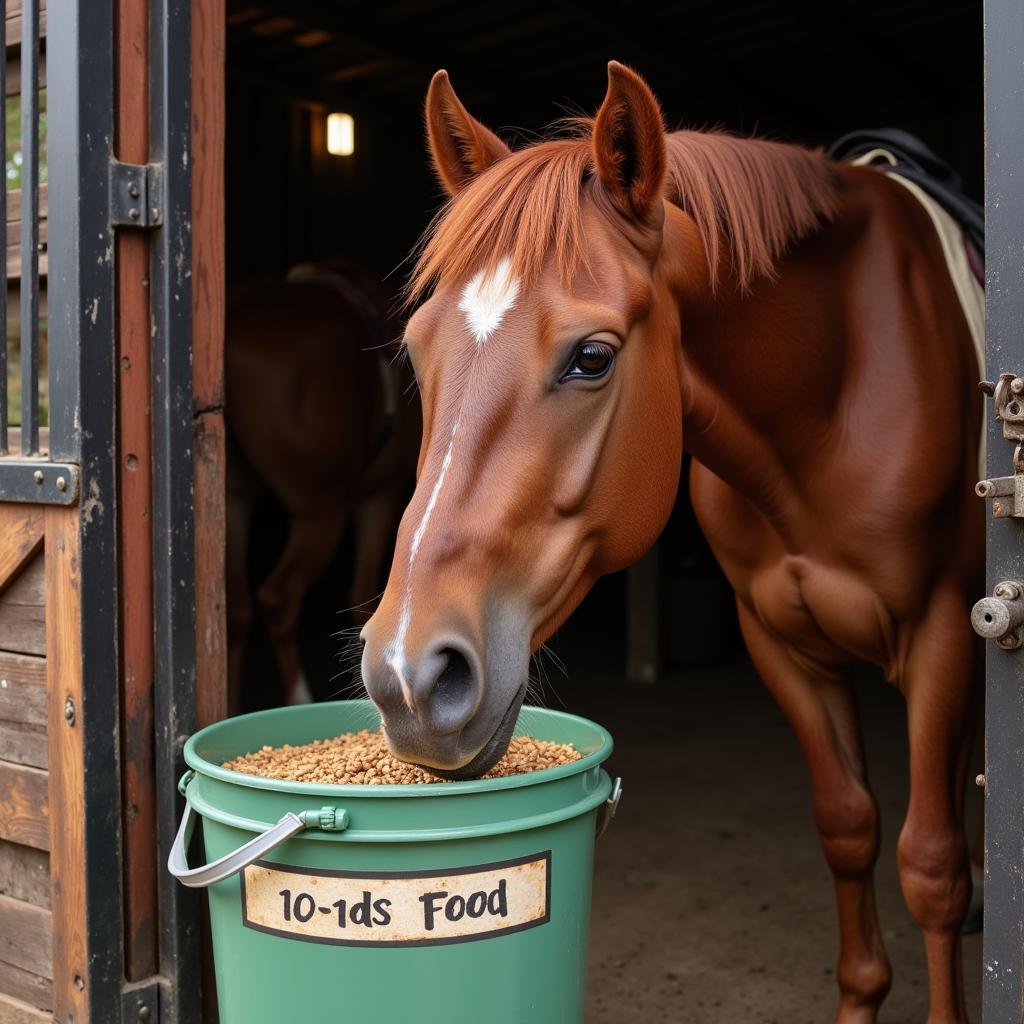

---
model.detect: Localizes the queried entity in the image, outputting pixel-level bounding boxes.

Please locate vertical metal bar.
[19,0,38,455]
[47,1,124,1020]
[150,0,200,1019]
[982,0,1024,1020]
[0,9,7,456]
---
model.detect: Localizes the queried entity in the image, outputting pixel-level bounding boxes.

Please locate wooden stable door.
[0,0,224,1021]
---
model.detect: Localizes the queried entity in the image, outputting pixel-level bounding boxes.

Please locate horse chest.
[743,555,895,668]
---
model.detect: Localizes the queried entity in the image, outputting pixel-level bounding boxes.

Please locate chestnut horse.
[227,262,418,708]
[360,66,983,1022]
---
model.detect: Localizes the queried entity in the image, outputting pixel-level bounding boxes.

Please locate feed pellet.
[222,729,581,784]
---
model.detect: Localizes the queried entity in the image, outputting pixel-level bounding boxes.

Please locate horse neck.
[665,197,864,515]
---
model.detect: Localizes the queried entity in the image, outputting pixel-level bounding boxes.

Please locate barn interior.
[223,1,985,1019]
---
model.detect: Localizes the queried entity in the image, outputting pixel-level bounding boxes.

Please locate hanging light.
[326,113,355,156]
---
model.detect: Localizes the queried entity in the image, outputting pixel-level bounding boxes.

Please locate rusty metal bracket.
[972,581,1024,650]
[977,373,1024,517]
[109,160,164,229]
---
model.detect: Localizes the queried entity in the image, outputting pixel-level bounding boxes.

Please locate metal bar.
[46,1,124,1020]
[19,0,39,456]
[150,0,200,1018]
[982,0,1024,1019]
[0,9,7,457]
[0,460,78,504]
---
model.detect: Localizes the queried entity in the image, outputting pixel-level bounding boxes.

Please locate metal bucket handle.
[596,777,622,839]
[167,771,349,889]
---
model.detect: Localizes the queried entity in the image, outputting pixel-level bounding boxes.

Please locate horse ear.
[593,62,667,222]
[425,70,510,195]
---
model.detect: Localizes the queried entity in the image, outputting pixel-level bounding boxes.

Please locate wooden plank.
[45,506,86,1023]
[0,722,45,770]
[0,961,50,1013]
[0,508,42,595]
[6,185,47,226]
[0,558,44,657]
[0,991,50,1024]
[0,894,51,978]
[194,413,226,728]
[0,652,45,728]
[6,223,48,281]
[0,763,46,851]
[5,0,48,52]
[117,0,158,983]
[194,5,226,1017]
[193,0,226,732]
[0,839,48,907]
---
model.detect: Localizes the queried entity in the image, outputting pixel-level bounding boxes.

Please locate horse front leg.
[898,585,978,1024]
[738,603,891,1024]
[256,500,348,704]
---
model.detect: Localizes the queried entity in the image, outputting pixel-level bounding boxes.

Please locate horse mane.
[408,126,840,301]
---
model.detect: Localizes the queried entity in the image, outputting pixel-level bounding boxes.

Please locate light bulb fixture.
[327,112,355,156]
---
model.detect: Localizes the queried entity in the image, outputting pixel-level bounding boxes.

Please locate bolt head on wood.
[64,698,76,725]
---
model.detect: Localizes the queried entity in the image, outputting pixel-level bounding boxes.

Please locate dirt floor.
[561,656,983,1023]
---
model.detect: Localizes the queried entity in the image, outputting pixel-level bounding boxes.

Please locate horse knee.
[814,782,880,878]
[897,823,969,930]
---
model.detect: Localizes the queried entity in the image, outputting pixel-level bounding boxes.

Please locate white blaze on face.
[387,416,462,710]
[458,257,521,345]
[386,258,520,711]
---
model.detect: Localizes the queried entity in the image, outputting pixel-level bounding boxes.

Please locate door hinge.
[121,978,161,1023]
[109,160,164,229]
[977,373,1024,517]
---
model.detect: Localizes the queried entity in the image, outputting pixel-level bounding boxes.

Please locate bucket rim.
[184,699,614,799]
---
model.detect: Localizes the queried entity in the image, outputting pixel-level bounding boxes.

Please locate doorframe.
[981,0,1024,1017]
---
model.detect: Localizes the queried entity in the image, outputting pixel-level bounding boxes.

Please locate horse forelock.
[408,124,841,304]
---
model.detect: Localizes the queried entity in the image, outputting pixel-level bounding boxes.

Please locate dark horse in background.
[359,66,985,1022]
[226,261,419,709]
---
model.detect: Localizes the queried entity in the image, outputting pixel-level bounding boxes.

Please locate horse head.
[361,64,687,776]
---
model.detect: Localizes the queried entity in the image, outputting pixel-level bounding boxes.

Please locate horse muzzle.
[360,613,529,777]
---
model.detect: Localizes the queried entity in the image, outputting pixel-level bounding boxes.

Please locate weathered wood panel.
[117,0,158,982]
[0,763,46,851]
[0,509,42,594]
[0,652,45,771]
[5,0,47,47]
[193,0,227,738]
[0,894,51,979]
[0,723,44,770]
[0,991,50,1024]
[0,839,48,908]
[0,962,49,1015]
[45,506,87,1023]
[0,652,44,725]
[0,558,44,657]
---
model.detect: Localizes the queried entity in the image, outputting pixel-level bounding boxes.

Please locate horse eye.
[564,341,615,381]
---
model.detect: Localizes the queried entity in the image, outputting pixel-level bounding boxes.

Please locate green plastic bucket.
[169,699,618,1024]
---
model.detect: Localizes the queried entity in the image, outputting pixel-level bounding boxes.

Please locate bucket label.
[241,851,551,947]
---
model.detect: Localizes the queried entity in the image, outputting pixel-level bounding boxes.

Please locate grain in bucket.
[169,699,620,1023]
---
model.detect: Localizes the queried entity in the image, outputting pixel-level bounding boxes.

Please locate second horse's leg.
[257,502,347,703]
[739,604,891,1024]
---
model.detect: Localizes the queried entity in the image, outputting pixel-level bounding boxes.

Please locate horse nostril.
[428,647,479,730]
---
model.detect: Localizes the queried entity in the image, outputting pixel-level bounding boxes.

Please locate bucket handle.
[168,774,349,889]
[596,777,622,839]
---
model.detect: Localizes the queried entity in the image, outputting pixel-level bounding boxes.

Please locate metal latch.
[977,373,1024,517]
[971,581,1024,650]
[109,161,164,228]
